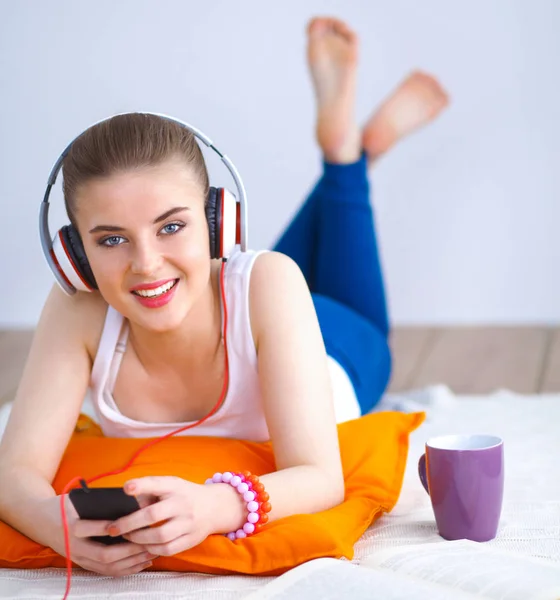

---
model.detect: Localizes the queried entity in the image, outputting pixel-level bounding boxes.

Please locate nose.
[130,238,163,276]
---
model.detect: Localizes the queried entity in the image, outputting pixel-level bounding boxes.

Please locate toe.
[307,16,331,37]
[414,71,448,97]
[330,18,357,43]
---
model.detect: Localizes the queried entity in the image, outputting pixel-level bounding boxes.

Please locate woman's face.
[75,159,211,333]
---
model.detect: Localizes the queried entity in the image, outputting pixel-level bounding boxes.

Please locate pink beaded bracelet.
[205,470,272,540]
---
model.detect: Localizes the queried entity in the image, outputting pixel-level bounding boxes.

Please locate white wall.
[1,0,559,328]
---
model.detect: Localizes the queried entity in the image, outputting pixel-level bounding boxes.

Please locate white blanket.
[1,386,558,599]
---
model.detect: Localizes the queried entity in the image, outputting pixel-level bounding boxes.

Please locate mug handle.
[418,453,430,495]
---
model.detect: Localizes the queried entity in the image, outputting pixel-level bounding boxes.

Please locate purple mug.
[418,434,504,542]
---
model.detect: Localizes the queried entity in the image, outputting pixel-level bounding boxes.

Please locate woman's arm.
[0,284,95,543]
[0,287,168,575]
[210,251,345,532]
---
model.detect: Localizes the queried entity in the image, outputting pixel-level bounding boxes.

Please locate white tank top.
[85,248,360,442]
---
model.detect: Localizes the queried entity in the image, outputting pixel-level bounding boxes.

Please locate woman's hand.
[39,495,157,577]
[105,476,230,556]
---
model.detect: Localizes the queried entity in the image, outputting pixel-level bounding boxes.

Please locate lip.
[132,279,179,309]
[130,278,177,292]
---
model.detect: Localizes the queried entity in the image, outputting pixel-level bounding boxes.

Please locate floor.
[388,326,560,394]
[1,326,560,406]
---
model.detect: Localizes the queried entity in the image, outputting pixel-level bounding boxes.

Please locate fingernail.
[107,525,119,536]
[126,483,136,493]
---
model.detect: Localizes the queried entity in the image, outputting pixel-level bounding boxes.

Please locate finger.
[77,539,150,565]
[120,560,153,576]
[123,476,180,498]
[73,518,114,539]
[136,493,159,509]
[108,550,155,571]
[142,532,195,557]
[108,498,176,537]
[124,517,188,545]
[80,554,154,577]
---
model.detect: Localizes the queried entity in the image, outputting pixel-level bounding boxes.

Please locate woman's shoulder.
[250,250,305,283]
[43,283,108,362]
[227,248,301,278]
[248,250,311,342]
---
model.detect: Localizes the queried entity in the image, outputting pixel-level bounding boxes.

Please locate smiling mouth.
[131,279,179,298]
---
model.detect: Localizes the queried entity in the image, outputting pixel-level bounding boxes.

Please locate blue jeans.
[272,153,391,414]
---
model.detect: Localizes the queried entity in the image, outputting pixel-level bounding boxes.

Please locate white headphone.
[39,112,248,295]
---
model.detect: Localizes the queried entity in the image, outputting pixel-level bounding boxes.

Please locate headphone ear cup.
[206,187,238,260]
[57,225,97,291]
[219,188,238,259]
[206,187,221,259]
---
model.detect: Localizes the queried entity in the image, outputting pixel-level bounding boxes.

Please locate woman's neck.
[126,263,223,374]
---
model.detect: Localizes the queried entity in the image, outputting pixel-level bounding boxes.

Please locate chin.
[134,298,191,332]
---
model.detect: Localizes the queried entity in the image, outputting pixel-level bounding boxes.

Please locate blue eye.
[100,235,125,247]
[160,222,185,235]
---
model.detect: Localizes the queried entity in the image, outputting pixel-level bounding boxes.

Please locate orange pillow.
[0,410,424,575]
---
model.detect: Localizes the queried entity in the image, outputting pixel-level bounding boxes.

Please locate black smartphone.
[68,486,141,545]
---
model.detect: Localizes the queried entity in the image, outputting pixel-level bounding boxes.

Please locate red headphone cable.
[59,258,229,600]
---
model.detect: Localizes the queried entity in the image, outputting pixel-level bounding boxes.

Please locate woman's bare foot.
[307,17,361,164]
[361,71,450,164]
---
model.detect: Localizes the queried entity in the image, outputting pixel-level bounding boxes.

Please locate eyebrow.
[88,206,190,234]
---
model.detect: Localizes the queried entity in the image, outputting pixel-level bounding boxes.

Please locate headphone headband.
[39,111,248,295]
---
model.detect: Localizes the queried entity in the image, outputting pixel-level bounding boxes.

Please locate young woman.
[0,17,448,577]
